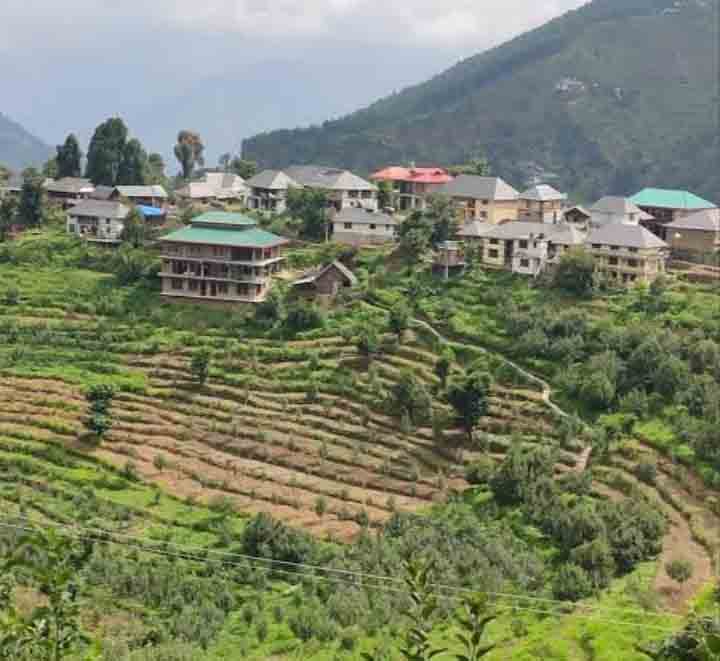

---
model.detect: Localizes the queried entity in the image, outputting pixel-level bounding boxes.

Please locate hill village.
[1,161,718,304]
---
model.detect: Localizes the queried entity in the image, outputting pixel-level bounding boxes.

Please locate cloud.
[1,0,586,50]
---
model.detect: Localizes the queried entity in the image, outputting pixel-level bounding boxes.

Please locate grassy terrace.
[0,230,718,659]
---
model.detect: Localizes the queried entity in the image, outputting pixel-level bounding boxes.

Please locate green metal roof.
[190,211,258,227]
[161,225,287,248]
[630,188,716,211]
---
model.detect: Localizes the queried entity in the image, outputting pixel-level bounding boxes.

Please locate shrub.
[666,559,693,585]
[553,563,594,601]
[635,461,658,485]
[190,349,211,385]
[465,457,495,485]
[3,287,20,305]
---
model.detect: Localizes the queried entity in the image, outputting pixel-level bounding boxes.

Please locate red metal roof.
[370,166,453,184]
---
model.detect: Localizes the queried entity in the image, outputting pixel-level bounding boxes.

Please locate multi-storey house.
[518,184,567,223]
[370,166,452,212]
[630,188,716,240]
[159,212,287,303]
[66,200,130,244]
[440,175,520,224]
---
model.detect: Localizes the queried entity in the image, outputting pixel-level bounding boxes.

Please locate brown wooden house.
[292,261,358,299]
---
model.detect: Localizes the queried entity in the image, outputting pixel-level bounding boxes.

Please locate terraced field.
[0,265,577,543]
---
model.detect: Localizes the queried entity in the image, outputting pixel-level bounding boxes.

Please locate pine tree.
[116,138,148,186]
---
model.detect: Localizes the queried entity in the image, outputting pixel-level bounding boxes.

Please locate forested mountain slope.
[0,112,52,170]
[243,0,719,202]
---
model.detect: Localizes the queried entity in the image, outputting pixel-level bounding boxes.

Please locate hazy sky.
[1,0,587,160]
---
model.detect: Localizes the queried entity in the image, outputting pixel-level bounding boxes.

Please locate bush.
[3,287,19,305]
[666,559,693,585]
[635,461,658,485]
[553,563,594,601]
[465,457,495,485]
[284,301,324,334]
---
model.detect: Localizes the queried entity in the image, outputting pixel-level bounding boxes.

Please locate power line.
[0,515,682,631]
[0,511,682,619]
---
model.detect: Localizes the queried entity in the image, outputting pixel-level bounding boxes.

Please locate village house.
[44,177,95,207]
[439,175,520,224]
[434,241,466,279]
[111,185,168,209]
[630,188,716,240]
[66,200,130,244]
[370,166,452,212]
[246,170,299,214]
[518,184,567,223]
[0,175,22,199]
[586,223,668,285]
[665,208,720,256]
[589,196,654,228]
[159,212,287,303]
[479,221,584,275]
[292,261,358,299]
[89,185,115,201]
[284,165,378,213]
[176,172,248,205]
[562,205,592,226]
[331,207,399,246]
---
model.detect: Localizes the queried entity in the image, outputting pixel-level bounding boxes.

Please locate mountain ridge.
[242,0,719,202]
[0,112,53,171]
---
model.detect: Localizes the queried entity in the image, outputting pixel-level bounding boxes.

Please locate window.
[349,191,359,198]
[592,244,601,249]
[519,240,528,249]
[479,211,488,219]
[609,257,618,266]
[369,224,376,230]
[489,239,499,245]
[489,249,499,259]
[217,282,229,295]
[188,280,199,292]
[627,259,638,268]
[482,199,489,205]
[344,223,352,230]
[171,278,183,291]
[520,259,530,268]
[213,246,225,257]
[628,247,638,253]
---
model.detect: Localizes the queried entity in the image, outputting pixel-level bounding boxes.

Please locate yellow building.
[665,208,720,256]
[440,175,520,224]
[586,223,668,285]
[519,184,567,223]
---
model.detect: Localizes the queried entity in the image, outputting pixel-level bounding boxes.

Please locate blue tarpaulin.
[137,205,165,218]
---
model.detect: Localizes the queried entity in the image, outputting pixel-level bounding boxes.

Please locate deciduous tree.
[85,117,129,185]
[116,138,148,186]
[17,168,45,228]
[174,130,205,179]
[553,248,596,297]
[447,370,492,442]
[286,187,328,240]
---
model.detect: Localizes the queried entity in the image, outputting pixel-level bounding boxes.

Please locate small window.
[188,280,199,292]
[171,278,183,291]
[489,249,499,259]
[344,222,352,230]
[479,211,488,219]
[489,239,499,245]
[369,224,376,230]
[609,257,618,266]
[627,259,638,268]
[519,240,528,249]
[520,259,530,267]
[628,247,638,253]
[482,199,489,205]
[592,244,601,249]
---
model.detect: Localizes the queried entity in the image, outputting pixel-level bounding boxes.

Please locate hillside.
[242,0,720,202]
[0,112,52,170]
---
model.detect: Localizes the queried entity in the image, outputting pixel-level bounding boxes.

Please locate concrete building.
[176,173,248,204]
[439,175,520,224]
[246,170,300,214]
[518,184,567,223]
[112,185,168,209]
[586,223,668,285]
[665,208,720,256]
[44,178,95,207]
[630,188,716,240]
[370,166,452,212]
[66,200,130,244]
[159,212,287,303]
[332,208,399,246]
[588,196,653,228]
[284,165,378,212]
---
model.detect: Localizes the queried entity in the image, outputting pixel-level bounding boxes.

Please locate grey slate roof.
[90,185,114,201]
[333,208,399,226]
[457,220,495,238]
[520,184,567,202]
[45,177,94,194]
[481,221,586,245]
[114,185,168,199]
[440,175,519,201]
[67,200,130,220]
[293,261,358,287]
[665,208,720,232]
[284,165,377,191]
[590,196,653,221]
[586,223,668,249]
[247,170,300,190]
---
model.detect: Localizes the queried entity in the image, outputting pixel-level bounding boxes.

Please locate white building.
[67,200,130,243]
[332,208,399,246]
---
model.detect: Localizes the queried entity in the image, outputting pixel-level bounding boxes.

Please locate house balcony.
[159,271,271,285]
[160,254,285,268]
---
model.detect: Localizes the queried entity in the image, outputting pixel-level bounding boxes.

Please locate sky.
[1,0,587,165]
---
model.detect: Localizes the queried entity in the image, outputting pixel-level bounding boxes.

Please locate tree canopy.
[55,134,82,179]
[286,187,328,240]
[85,117,129,186]
[174,130,205,179]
